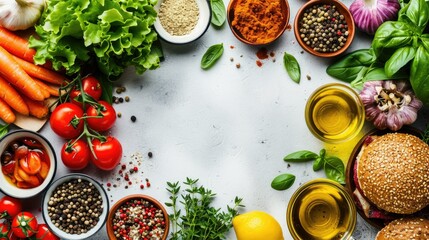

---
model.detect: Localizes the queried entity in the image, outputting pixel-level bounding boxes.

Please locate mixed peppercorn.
[112,198,166,240]
[299,4,349,53]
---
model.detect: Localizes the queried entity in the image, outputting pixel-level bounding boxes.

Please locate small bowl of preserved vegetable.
[41,173,109,240]
[0,130,57,198]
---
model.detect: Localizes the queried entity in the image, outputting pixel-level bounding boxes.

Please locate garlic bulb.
[0,0,45,31]
[359,80,422,131]
[349,0,400,35]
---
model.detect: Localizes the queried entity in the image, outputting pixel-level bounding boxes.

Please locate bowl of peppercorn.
[41,173,109,240]
[106,194,170,240]
[227,0,290,45]
[294,0,355,57]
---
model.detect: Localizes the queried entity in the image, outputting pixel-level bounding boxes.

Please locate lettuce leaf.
[29,0,160,80]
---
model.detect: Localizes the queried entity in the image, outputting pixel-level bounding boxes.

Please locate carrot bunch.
[0,27,68,124]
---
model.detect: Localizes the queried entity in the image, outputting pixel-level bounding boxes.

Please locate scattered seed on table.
[148,152,153,158]
[125,96,130,102]
[131,116,137,122]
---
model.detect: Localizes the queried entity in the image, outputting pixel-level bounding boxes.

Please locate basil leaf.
[283,52,301,83]
[411,45,429,106]
[210,0,226,27]
[313,157,324,171]
[284,150,318,162]
[326,49,374,83]
[385,46,416,77]
[324,157,346,184]
[271,173,295,190]
[0,124,8,138]
[405,0,429,30]
[201,43,224,69]
[372,21,414,57]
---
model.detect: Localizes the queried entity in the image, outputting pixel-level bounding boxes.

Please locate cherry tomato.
[34,224,59,240]
[61,139,90,170]
[50,103,84,139]
[91,136,122,171]
[70,76,102,107]
[0,196,22,218]
[0,223,10,240]
[11,212,38,238]
[86,101,116,132]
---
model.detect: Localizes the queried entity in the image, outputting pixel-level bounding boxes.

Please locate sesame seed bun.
[357,133,429,214]
[375,218,429,240]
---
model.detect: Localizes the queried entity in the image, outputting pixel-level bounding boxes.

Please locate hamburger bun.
[375,218,429,240]
[357,133,429,214]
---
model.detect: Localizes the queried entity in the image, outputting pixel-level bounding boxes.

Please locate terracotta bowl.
[294,0,355,57]
[106,194,170,240]
[227,0,290,45]
[345,126,426,230]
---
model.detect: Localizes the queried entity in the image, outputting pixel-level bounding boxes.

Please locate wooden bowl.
[227,0,290,45]
[106,194,169,240]
[345,126,427,230]
[294,0,355,57]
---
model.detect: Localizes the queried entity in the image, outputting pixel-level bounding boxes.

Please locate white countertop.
[5,0,424,239]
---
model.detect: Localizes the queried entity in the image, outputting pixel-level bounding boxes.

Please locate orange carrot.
[22,96,49,119]
[0,98,16,123]
[12,56,67,85]
[34,79,50,99]
[0,75,29,115]
[0,27,36,64]
[33,78,60,97]
[0,46,45,101]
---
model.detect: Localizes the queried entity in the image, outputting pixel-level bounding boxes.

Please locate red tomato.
[11,212,38,238]
[86,101,116,132]
[61,139,90,170]
[70,75,102,107]
[0,223,10,240]
[34,224,59,240]
[0,196,22,218]
[90,136,122,171]
[50,103,84,139]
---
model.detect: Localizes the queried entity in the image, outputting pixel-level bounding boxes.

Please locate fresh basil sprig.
[201,43,224,69]
[210,0,226,27]
[271,148,346,190]
[283,52,301,83]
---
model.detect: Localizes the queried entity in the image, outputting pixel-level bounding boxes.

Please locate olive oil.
[305,84,364,143]
[287,179,356,240]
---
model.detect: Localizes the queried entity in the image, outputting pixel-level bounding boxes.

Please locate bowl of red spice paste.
[106,194,169,240]
[227,0,290,45]
[0,130,57,199]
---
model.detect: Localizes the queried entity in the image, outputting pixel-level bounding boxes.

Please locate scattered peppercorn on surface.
[4,0,427,239]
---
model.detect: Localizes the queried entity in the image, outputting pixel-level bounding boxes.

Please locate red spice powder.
[256,48,269,60]
[256,60,263,67]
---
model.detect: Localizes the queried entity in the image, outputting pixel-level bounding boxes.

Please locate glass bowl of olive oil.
[287,179,356,240]
[305,83,365,143]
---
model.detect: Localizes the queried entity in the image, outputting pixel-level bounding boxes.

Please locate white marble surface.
[5,0,424,239]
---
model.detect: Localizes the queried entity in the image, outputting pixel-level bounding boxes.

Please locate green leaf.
[326,49,374,83]
[0,124,8,138]
[201,43,224,69]
[324,157,346,184]
[313,157,324,171]
[283,150,318,162]
[283,52,301,83]
[271,173,295,190]
[410,45,429,106]
[385,46,416,77]
[210,0,226,27]
[372,21,414,57]
[404,0,429,29]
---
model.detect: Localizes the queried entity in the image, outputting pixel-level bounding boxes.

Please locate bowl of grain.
[153,0,212,44]
[294,0,355,57]
[227,0,290,45]
[41,173,109,240]
[106,194,169,240]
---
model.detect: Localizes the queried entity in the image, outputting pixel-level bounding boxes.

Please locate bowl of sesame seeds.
[41,173,109,240]
[294,0,355,57]
[106,194,169,240]
[153,0,212,44]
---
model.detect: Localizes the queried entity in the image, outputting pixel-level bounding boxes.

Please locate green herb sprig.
[0,123,8,138]
[201,43,224,70]
[271,149,346,190]
[210,0,226,27]
[166,178,244,240]
[283,52,301,83]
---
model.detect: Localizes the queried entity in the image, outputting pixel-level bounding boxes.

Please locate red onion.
[349,0,400,35]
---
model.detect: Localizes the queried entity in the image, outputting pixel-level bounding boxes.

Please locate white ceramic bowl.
[0,130,57,198]
[41,174,109,240]
[154,0,211,44]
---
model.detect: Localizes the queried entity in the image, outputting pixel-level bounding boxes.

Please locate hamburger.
[352,133,429,220]
[375,218,429,240]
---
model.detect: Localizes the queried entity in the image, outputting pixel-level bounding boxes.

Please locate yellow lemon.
[233,210,284,240]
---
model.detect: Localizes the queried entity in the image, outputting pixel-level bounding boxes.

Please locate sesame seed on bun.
[375,218,429,240]
[357,133,429,214]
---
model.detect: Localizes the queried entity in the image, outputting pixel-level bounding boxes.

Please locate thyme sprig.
[166,178,244,240]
